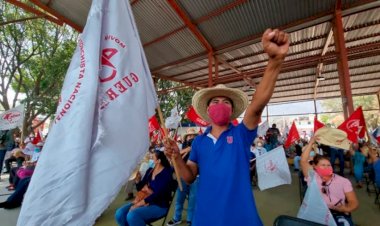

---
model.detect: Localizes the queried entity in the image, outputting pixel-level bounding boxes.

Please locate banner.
[165,107,182,129]
[284,121,300,148]
[257,121,269,137]
[0,104,24,130]
[338,106,366,143]
[256,146,291,190]
[186,105,209,127]
[148,116,160,134]
[297,171,337,226]
[18,1,157,225]
[370,127,380,146]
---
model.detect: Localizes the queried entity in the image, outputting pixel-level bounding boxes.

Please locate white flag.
[165,107,182,129]
[17,1,157,225]
[256,146,291,190]
[257,120,269,137]
[297,171,337,226]
[0,104,24,130]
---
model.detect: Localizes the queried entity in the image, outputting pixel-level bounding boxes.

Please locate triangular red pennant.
[284,121,300,148]
[338,106,366,143]
[314,116,325,133]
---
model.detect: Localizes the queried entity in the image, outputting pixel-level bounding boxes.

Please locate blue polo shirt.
[189,123,262,226]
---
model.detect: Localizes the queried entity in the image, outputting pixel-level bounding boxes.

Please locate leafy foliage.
[320,95,380,129]
[156,79,195,124]
[0,2,78,134]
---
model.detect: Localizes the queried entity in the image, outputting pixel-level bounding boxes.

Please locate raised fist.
[262,29,290,61]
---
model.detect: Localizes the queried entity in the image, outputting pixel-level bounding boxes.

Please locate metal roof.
[8,0,380,104]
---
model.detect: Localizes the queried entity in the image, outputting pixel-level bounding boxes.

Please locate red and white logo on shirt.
[227,136,233,144]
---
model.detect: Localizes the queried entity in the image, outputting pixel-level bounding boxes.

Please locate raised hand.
[262,29,290,61]
[163,138,181,160]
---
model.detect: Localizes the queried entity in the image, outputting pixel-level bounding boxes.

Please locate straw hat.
[183,128,198,140]
[314,127,351,150]
[192,84,249,122]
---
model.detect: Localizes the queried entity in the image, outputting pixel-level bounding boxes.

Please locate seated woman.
[300,136,359,226]
[115,150,174,226]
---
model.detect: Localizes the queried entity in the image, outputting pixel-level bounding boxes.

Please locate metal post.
[333,7,354,119]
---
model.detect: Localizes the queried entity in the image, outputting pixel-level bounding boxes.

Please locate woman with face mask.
[300,136,358,226]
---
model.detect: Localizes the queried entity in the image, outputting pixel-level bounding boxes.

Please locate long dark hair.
[155,150,170,168]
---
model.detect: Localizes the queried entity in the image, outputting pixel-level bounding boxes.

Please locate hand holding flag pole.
[156,106,183,191]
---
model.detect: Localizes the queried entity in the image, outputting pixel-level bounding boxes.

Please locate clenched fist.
[262,29,290,61]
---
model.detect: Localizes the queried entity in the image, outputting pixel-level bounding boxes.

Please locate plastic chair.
[273,215,325,226]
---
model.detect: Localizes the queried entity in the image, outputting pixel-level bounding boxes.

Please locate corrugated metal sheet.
[144,29,205,68]
[49,0,91,27]
[197,0,336,47]
[132,0,184,44]
[23,0,380,105]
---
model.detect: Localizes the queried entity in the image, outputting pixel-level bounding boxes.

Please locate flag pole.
[156,106,183,191]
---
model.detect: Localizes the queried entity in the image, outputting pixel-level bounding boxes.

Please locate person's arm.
[300,136,316,178]
[243,29,289,129]
[180,146,191,156]
[331,191,359,213]
[164,138,198,184]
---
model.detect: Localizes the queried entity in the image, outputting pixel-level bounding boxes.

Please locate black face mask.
[183,138,194,147]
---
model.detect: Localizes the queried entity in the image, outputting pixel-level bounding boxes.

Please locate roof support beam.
[333,1,354,119]
[5,0,62,25]
[0,15,44,26]
[167,0,216,87]
[153,73,201,89]
[189,43,380,86]
[152,0,380,74]
[167,0,213,52]
[144,0,247,48]
[29,0,82,32]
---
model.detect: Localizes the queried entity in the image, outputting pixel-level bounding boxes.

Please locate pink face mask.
[208,103,232,126]
[315,166,333,177]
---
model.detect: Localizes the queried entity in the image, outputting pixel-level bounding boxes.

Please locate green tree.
[320,95,380,130]
[0,2,78,135]
[156,79,195,125]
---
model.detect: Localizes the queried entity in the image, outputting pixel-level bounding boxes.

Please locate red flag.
[284,122,300,148]
[314,116,325,132]
[32,131,42,145]
[338,106,366,143]
[148,116,160,134]
[186,106,209,127]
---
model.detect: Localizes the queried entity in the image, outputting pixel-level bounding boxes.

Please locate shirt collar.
[202,123,234,136]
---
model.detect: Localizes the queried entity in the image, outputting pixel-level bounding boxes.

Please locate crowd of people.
[0,129,44,209]
[0,27,379,226]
